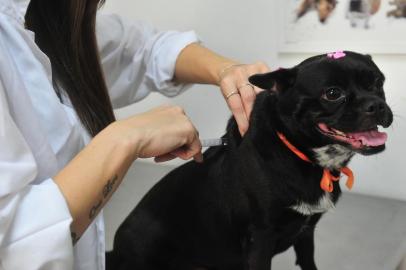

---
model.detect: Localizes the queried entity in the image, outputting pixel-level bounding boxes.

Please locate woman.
[0,0,269,269]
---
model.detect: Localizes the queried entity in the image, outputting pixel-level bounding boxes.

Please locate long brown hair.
[25,0,115,137]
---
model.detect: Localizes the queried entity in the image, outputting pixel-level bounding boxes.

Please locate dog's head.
[249,51,393,158]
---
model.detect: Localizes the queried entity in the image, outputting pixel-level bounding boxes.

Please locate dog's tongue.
[347,130,388,146]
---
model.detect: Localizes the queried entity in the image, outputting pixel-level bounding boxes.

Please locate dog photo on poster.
[279,0,406,53]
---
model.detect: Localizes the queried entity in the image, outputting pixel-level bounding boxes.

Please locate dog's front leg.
[245,228,275,270]
[293,228,318,270]
[293,215,321,270]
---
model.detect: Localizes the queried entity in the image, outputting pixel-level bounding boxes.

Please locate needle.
[200,138,228,148]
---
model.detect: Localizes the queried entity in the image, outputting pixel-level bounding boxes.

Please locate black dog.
[106,51,393,270]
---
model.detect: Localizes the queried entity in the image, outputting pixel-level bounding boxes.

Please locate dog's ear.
[249,68,297,92]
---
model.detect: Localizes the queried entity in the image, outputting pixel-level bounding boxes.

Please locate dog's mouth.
[317,123,388,150]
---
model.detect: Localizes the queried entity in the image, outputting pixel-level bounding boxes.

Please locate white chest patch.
[312,144,354,170]
[290,193,335,216]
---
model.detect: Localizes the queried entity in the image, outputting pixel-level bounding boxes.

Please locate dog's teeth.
[333,129,346,136]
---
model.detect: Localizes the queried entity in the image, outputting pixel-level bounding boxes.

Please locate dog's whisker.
[392,113,405,121]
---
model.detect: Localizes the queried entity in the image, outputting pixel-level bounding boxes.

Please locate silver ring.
[225,90,239,99]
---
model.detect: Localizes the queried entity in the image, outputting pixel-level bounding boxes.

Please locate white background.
[102,0,406,201]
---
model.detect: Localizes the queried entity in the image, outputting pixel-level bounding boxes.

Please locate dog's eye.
[323,88,345,101]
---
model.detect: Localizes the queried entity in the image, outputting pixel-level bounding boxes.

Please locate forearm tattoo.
[89,199,103,219]
[103,175,119,198]
[89,174,119,220]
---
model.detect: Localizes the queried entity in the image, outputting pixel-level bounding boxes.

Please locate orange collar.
[277,132,354,193]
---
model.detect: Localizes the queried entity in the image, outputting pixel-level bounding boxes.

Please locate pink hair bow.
[327,50,346,59]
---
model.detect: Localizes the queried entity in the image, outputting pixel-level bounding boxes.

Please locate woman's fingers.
[168,133,203,161]
[189,137,204,163]
[155,136,203,163]
[219,62,271,136]
[221,71,250,136]
[238,83,256,119]
[121,105,202,163]
[152,106,203,162]
[225,92,249,136]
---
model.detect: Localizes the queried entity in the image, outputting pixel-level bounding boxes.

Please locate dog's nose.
[363,100,386,116]
[361,99,393,128]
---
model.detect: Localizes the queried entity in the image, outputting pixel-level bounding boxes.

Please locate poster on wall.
[278,0,406,54]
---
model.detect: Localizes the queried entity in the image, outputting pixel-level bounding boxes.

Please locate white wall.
[102,1,405,201]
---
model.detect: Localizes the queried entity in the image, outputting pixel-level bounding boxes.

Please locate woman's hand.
[174,43,271,136]
[109,105,203,163]
[218,62,270,136]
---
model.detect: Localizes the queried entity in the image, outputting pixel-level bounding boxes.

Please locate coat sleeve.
[96,14,201,109]
[0,82,74,270]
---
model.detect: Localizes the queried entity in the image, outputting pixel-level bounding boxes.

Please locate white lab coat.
[0,0,199,269]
